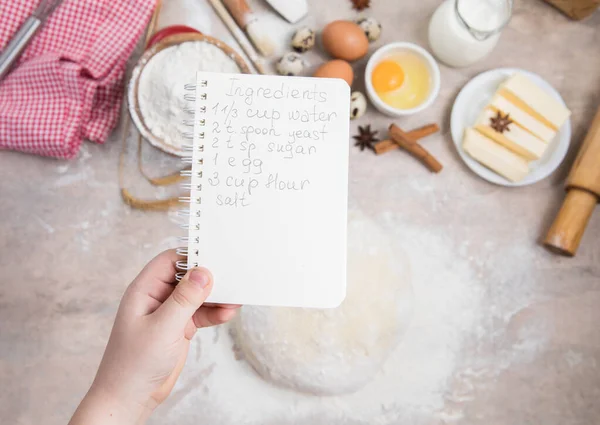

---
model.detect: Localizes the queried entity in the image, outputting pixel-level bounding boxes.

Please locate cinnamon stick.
[374,123,440,155]
[408,123,440,140]
[388,124,443,173]
[374,139,396,154]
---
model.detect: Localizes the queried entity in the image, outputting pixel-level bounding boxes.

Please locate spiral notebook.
[181,71,350,308]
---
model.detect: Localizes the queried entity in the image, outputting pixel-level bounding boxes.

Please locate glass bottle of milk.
[428,0,513,68]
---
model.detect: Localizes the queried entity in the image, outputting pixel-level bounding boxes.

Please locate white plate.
[450,68,571,187]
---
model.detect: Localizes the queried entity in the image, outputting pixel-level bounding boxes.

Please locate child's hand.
[69,250,239,425]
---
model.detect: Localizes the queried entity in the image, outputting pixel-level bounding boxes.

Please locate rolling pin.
[545,105,600,256]
[542,0,599,20]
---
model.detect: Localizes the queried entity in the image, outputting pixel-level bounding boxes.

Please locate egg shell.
[321,20,369,61]
[313,60,354,86]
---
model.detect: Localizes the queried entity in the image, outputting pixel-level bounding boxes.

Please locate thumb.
[154,267,213,329]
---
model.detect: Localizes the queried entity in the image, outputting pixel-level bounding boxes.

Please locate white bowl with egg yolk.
[365,42,440,117]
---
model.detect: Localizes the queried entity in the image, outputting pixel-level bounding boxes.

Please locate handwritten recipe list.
[188,72,349,307]
[202,77,344,207]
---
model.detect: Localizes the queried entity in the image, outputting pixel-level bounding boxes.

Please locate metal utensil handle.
[0,17,42,81]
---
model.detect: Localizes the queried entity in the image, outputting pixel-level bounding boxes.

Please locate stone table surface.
[1,0,599,424]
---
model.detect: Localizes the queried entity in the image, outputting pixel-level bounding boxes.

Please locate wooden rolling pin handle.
[544,105,600,256]
[222,0,252,27]
[544,189,598,256]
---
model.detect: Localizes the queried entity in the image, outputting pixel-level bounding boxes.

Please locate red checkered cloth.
[0,0,156,159]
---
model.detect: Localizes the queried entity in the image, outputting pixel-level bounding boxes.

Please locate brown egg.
[321,20,369,61]
[313,60,354,86]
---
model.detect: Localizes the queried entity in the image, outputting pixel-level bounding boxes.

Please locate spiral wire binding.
[175,80,207,281]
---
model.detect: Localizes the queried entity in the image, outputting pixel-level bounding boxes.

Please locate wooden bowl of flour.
[128,33,251,157]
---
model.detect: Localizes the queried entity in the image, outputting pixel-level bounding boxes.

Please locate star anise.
[489,111,513,133]
[353,125,379,152]
[350,0,370,11]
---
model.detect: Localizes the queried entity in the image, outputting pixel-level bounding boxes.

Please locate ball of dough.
[356,17,382,42]
[291,26,316,53]
[350,91,367,120]
[276,52,306,76]
[233,212,414,395]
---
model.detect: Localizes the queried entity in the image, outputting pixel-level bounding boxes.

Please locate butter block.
[489,95,557,143]
[500,73,571,130]
[463,127,529,182]
[475,108,547,160]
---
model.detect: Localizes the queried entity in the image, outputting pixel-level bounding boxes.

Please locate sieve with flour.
[127,33,251,157]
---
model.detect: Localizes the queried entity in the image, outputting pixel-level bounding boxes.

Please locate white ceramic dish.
[450,68,572,187]
[127,33,249,157]
[364,42,441,117]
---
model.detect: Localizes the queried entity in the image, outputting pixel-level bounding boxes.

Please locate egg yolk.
[371,53,432,110]
[371,60,405,93]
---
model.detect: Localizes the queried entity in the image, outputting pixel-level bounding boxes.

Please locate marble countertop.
[1,0,599,424]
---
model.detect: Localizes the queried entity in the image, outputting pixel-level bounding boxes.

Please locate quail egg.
[356,17,382,42]
[276,52,306,76]
[291,26,316,53]
[350,91,367,120]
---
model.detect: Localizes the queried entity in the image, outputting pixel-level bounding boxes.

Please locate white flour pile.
[155,212,487,424]
[149,199,548,425]
[138,41,240,149]
[233,214,414,395]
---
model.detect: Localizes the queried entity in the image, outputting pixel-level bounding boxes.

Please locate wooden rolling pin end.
[544,189,598,256]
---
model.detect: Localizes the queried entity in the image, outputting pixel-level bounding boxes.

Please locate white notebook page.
[187,72,349,307]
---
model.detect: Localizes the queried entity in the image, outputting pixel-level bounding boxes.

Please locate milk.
[428,0,512,68]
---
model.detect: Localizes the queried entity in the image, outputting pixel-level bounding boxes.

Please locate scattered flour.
[53,172,90,188]
[137,42,240,149]
[56,164,69,174]
[158,211,488,425]
[153,195,549,425]
[51,145,102,189]
[33,215,55,234]
[564,350,583,368]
